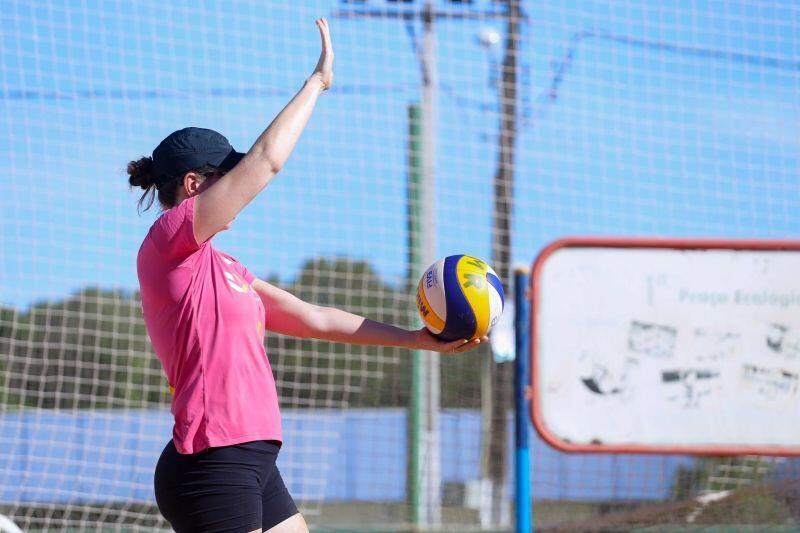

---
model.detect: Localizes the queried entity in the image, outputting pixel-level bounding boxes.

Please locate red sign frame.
[530,236,800,456]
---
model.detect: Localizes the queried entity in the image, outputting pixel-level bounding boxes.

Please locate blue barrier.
[0,409,695,503]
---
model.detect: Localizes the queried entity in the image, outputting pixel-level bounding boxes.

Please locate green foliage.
[0,257,484,410]
[0,288,166,409]
[694,488,793,525]
[268,257,413,408]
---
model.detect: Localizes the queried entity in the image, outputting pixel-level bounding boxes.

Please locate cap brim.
[218,149,246,171]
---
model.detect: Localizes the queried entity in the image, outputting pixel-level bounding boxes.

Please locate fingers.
[426,332,489,354]
[312,17,333,90]
[443,339,469,353]
[443,337,484,354]
[316,18,331,51]
[456,337,483,353]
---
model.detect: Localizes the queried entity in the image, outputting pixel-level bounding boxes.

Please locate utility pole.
[333,1,512,528]
[483,0,522,526]
[333,2,442,527]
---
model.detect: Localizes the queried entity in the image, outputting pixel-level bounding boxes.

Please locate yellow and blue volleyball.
[416,255,505,342]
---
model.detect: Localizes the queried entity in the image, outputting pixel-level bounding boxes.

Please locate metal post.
[407,103,424,526]
[417,2,440,526]
[483,0,522,525]
[407,100,441,527]
[407,7,441,521]
[514,268,532,533]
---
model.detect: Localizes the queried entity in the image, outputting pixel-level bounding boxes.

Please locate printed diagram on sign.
[627,320,724,408]
[578,321,675,399]
[766,323,800,359]
[577,319,800,408]
[628,321,676,358]
[577,320,678,401]
[580,355,638,396]
[689,328,740,362]
[741,364,798,402]
[661,368,721,408]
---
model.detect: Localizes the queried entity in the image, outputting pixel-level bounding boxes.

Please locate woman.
[128,19,484,533]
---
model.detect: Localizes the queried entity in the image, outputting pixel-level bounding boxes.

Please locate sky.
[1,0,799,309]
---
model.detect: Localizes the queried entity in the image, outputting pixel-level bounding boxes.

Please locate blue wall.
[0,409,695,504]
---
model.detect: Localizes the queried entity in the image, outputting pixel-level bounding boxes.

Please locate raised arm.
[193,18,334,244]
[251,279,485,354]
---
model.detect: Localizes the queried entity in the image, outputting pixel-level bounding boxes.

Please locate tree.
[0,288,167,409]
[0,257,483,410]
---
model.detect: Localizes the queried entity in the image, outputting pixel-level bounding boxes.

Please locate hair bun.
[127,156,157,189]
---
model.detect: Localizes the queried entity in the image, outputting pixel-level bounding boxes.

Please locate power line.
[538,29,800,120]
[0,83,418,101]
[7,29,795,120]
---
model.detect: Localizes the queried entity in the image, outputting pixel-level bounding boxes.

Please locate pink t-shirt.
[137,196,281,454]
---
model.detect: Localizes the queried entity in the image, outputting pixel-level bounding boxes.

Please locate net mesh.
[1,0,799,531]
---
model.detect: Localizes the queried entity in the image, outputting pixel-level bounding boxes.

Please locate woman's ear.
[182,172,203,197]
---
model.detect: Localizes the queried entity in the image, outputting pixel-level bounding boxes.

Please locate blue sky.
[2,0,799,309]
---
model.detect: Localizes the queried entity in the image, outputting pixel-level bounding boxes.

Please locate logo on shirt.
[224,271,250,293]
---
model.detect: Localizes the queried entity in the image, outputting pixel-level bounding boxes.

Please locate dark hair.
[127,157,219,213]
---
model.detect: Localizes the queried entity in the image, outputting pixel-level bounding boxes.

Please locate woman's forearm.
[309,306,483,354]
[247,76,326,173]
[312,306,414,348]
[252,279,476,354]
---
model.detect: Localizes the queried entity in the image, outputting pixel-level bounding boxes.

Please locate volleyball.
[415,255,505,342]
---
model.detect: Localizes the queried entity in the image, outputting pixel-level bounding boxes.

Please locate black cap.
[151,127,245,185]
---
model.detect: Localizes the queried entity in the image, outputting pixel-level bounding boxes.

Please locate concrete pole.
[410,2,441,528]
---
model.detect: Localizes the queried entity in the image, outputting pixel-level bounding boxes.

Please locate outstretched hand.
[410,328,488,354]
[310,18,334,90]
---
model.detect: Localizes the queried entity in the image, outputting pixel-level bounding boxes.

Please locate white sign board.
[532,238,800,454]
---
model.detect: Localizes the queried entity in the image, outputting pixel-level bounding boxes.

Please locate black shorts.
[154,439,298,533]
